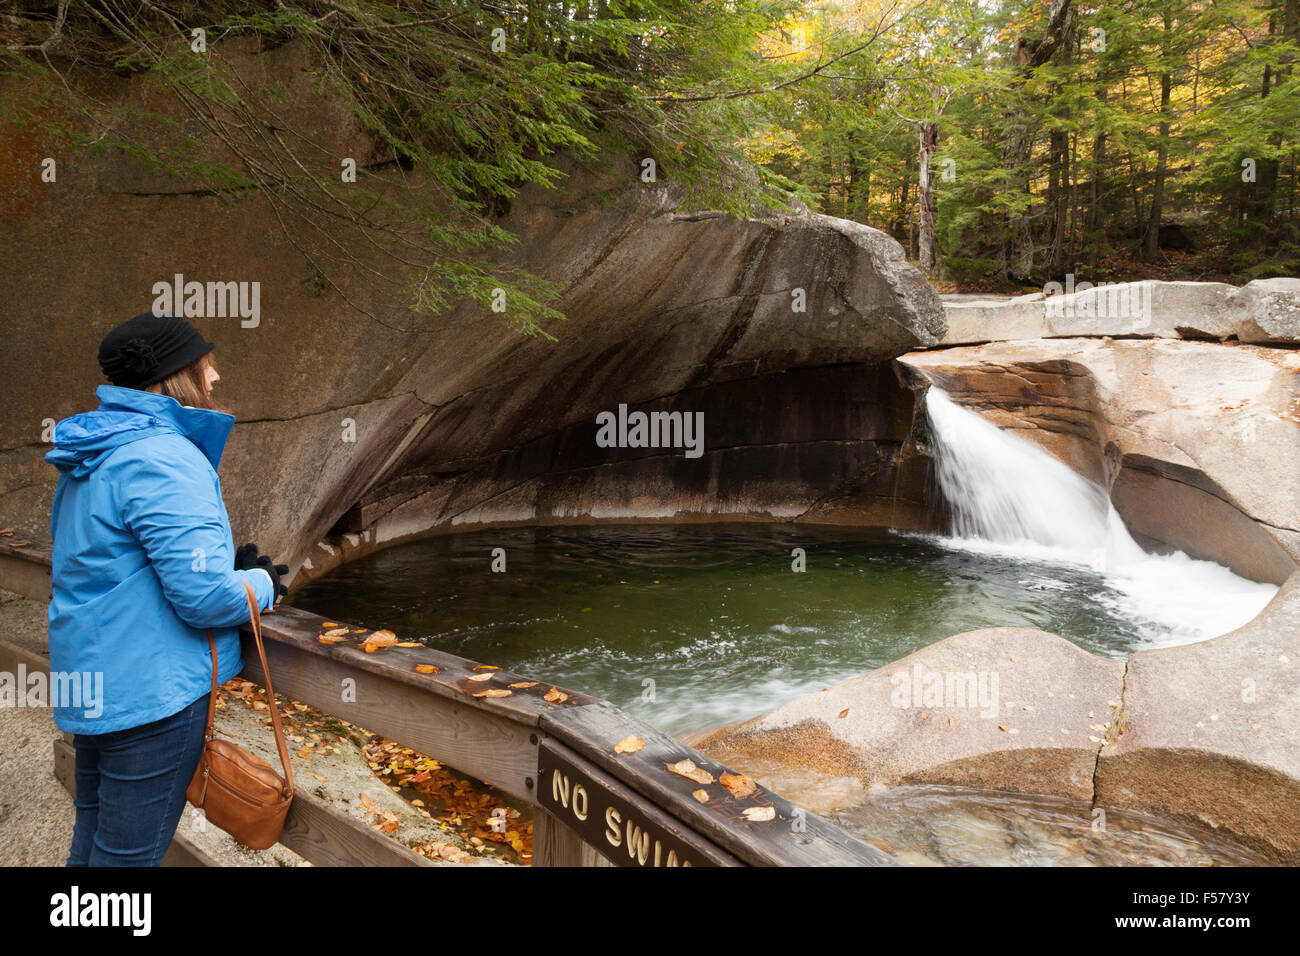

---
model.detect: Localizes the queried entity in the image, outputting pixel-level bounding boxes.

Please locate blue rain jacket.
[45,384,275,734]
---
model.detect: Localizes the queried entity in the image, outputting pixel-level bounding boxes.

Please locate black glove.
[234,542,289,600]
[234,542,260,571]
[255,554,290,599]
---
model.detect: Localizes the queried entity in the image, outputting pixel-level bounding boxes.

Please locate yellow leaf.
[692,789,709,803]
[614,736,645,755]
[467,673,494,682]
[473,689,512,699]
[415,664,438,674]
[396,641,422,647]
[509,681,538,688]
[742,806,775,822]
[666,758,714,785]
[474,664,500,671]
[544,687,569,703]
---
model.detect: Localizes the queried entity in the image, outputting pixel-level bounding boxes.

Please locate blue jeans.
[66,693,210,866]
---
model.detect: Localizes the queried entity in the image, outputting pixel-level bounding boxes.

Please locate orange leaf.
[415,664,438,674]
[544,687,569,704]
[613,736,644,755]
[720,772,756,799]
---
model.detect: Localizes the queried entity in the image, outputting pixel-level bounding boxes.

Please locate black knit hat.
[98,312,215,389]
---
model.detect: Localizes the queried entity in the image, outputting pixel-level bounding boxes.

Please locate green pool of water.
[295,523,1188,737]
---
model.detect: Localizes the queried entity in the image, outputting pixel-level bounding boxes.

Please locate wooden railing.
[1,542,895,867]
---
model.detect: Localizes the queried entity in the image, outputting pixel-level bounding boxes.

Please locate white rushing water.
[922,387,1277,646]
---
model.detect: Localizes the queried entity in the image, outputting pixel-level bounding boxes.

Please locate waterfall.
[920,386,1277,645]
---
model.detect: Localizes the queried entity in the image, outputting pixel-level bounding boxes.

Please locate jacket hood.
[45,385,235,479]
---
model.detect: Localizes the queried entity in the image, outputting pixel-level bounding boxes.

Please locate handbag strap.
[199,580,295,797]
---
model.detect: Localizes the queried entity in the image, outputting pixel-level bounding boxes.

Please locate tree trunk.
[1085,110,1106,271]
[1000,0,1076,281]
[1143,11,1172,260]
[918,121,939,275]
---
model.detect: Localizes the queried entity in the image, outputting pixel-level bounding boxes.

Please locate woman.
[46,311,289,866]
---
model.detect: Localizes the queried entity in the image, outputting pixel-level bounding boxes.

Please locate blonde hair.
[148,354,225,412]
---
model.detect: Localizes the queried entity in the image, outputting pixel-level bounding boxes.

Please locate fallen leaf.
[467,673,494,682]
[320,622,339,628]
[435,843,472,863]
[666,758,714,785]
[396,641,423,647]
[509,681,538,689]
[614,736,644,755]
[305,772,328,783]
[474,665,500,671]
[362,629,398,652]
[692,789,709,803]
[742,806,775,822]
[837,708,849,719]
[318,634,347,645]
[544,687,569,704]
[321,627,348,638]
[473,689,512,699]
[415,664,438,674]
[719,772,757,799]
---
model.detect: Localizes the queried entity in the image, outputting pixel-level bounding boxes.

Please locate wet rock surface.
[832,785,1270,867]
[685,626,1126,804]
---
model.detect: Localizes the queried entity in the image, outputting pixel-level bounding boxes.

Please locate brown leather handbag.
[186,580,294,850]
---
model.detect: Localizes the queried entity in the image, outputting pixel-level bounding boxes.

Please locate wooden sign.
[537,737,741,867]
